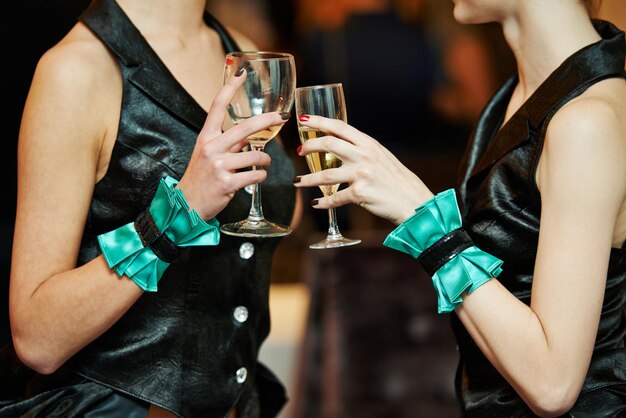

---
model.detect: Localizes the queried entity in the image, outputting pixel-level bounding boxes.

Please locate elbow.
[524,382,579,417]
[12,334,63,375]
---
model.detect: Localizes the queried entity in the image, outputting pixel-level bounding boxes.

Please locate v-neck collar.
[467,20,625,179]
[79,0,240,131]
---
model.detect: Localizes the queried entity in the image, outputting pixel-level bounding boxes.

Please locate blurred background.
[2,1,624,417]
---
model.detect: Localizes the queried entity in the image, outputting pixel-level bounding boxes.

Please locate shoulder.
[22,22,122,154]
[32,23,118,98]
[546,80,626,159]
[539,78,626,197]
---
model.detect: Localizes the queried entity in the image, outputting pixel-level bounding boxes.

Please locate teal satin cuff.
[98,176,220,292]
[383,189,503,313]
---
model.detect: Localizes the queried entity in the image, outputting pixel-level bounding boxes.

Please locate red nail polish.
[311,199,319,206]
[297,145,302,154]
[299,115,310,122]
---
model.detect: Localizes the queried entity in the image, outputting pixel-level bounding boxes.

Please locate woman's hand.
[177,71,288,220]
[294,115,434,225]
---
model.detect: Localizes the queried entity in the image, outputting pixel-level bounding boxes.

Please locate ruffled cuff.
[383,189,503,313]
[98,176,220,292]
[430,246,503,313]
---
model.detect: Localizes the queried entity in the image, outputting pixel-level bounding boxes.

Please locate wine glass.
[220,51,296,238]
[295,83,361,249]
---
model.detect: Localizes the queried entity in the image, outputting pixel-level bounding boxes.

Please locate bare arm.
[456,97,626,415]
[9,39,144,374]
[10,35,287,375]
[294,90,626,415]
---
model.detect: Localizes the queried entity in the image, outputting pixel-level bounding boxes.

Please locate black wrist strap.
[417,228,474,276]
[134,209,182,263]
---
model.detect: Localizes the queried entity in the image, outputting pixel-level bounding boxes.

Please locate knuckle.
[200,144,214,160]
[253,170,267,183]
[319,136,332,148]
[320,169,333,183]
[351,182,366,202]
[328,118,343,130]
[210,94,228,111]
[217,173,232,191]
[254,151,271,165]
[355,166,372,180]
[326,194,337,206]
[204,129,222,140]
[239,120,259,136]
[334,120,349,136]
[197,131,214,145]
[210,155,225,171]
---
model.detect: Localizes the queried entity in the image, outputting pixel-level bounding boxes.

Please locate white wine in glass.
[295,83,361,249]
[220,51,296,238]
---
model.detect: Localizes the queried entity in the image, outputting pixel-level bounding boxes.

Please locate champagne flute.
[220,51,296,238]
[295,83,361,249]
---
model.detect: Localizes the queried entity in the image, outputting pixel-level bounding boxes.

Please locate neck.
[116,0,207,38]
[501,1,601,100]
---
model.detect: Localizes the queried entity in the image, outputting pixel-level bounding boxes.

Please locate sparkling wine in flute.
[298,127,342,196]
[294,83,360,249]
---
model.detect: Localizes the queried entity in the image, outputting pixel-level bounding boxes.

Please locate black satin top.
[454,20,626,417]
[56,0,295,417]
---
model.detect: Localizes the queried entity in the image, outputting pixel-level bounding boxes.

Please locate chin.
[452,3,475,23]
[452,0,499,24]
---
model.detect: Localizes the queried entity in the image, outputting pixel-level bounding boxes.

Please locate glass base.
[220,218,291,238]
[309,234,361,249]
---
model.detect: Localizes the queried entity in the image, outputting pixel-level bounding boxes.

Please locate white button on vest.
[236,367,248,384]
[239,242,255,259]
[233,306,249,323]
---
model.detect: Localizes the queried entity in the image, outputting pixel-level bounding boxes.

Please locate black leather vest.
[66,1,295,417]
[454,20,626,416]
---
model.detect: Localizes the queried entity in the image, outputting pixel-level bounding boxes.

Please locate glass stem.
[248,143,265,222]
[326,207,343,240]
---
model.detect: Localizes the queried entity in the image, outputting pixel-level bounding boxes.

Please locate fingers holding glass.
[214,111,288,153]
[219,51,296,238]
[295,83,360,249]
[297,113,372,146]
[200,69,248,137]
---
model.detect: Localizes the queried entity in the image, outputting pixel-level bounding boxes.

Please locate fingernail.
[299,115,310,122]
[293,176,301,184]
[311,199,319,206]
[235,68,245,77]
[297,145,302,154]
[280,112,290,120]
